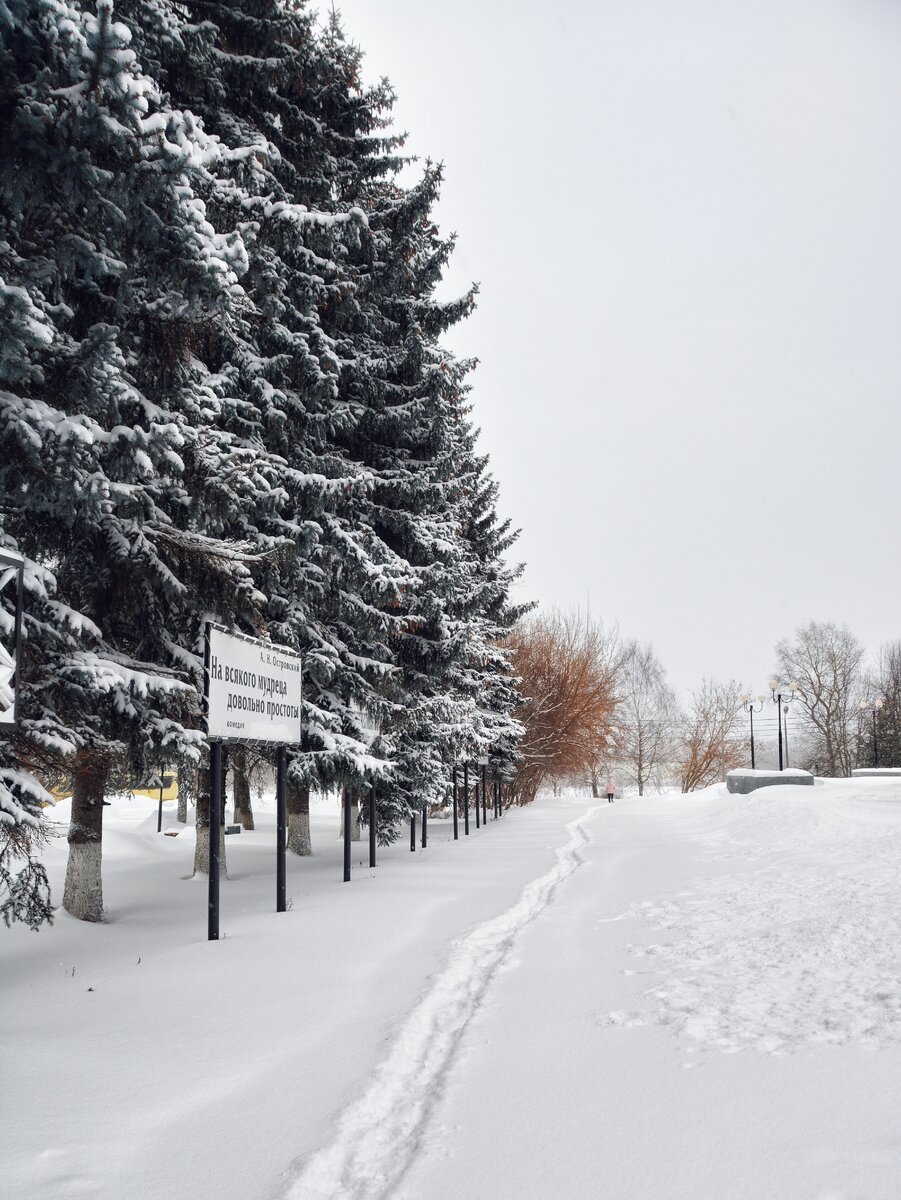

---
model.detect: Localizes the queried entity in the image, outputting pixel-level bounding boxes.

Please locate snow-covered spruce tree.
[0,292,55,929]
[0,0,256,919]
[120,1,414,835]
[0,686,54,929]
[320,131,525,824]
[451,439,527,782]
[123,3,522,839]
[215,14,527,828]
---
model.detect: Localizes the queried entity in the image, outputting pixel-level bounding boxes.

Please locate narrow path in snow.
[278,803,601,1200]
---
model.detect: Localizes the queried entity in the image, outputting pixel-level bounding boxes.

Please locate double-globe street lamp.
[769,678,799,771]
[740,693,767,769]
[858,697,885,768]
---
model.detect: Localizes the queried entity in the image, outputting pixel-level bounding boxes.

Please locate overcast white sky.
[330,0,901,697]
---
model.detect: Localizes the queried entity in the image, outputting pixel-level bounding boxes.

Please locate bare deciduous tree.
[775,621,865,777]
[584,744,618,798]
[615,641,679,796]
[866,641,901,768]
[677,679,746,791]
[505,610,620,804]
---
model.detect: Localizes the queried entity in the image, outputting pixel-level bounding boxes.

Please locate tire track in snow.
[280,804,601,1200]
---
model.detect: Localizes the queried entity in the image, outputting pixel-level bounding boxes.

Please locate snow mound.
[601,786,901,1054]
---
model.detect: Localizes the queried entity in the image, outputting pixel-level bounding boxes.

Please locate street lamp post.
[859,698,885,768]
[740,694,767,769]
[769,678,799,771]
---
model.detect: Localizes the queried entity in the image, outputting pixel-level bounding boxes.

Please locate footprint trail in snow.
[280,805,600,1200]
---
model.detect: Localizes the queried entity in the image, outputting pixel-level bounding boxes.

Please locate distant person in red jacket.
[606,782,615,804]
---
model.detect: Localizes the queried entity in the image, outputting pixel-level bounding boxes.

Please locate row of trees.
[507,615,900,800]
[504,610,744,801]
[0,0,524,928]
[775,624,901,776]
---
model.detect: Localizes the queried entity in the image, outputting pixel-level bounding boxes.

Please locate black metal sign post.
[343,787,352,882]
[452,765,459,840]
[149,771,173,834]
[208,740,222,941]
[276,746,287,910]
[482,765,488,824]
[0,551,24,732]
[410,812,416,852]
[204,623,302,939]
[463,762,470,835]
[368,789,377,868]
[421,802,428,848]
[494,773,499,819]
[474,777,480,829]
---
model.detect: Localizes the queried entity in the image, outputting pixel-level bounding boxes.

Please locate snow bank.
[602,780,901,1054]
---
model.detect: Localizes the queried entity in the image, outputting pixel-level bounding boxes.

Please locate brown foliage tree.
[505,610,619,804]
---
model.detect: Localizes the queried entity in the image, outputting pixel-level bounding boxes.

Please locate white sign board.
[0,552,24,727]
[205,625,302,744]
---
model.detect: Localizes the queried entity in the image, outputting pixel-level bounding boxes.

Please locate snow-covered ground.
[3,779,901,1199]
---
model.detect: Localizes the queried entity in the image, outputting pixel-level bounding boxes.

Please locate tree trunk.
[63,749,108,921]
[338,792,362,840]
[176,765,190,824]
[287,776,311,856]
[824,732,837,778]
[232,747,254,830]
[338,789,362,841]
[193,762,227,877]
[350,790,361,841]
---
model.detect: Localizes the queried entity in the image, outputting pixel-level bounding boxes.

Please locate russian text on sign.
[205,624,301,744]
